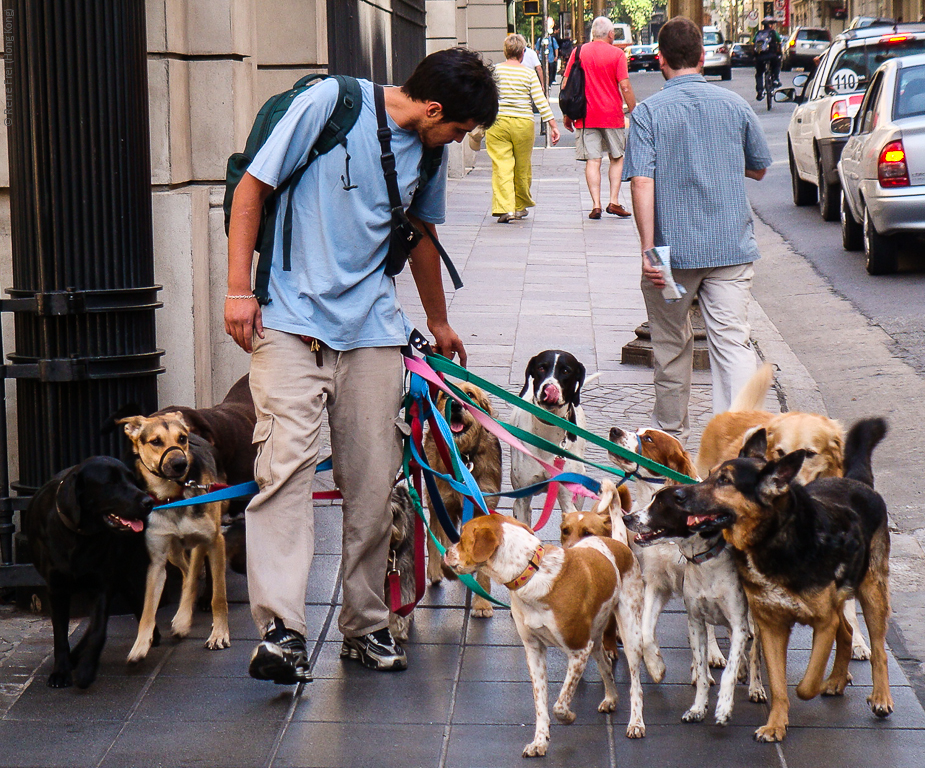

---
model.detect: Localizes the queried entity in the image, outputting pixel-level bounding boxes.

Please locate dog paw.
[204,631,231,650]
[868,694,894,718]
[73,664,98,690]
[753,724,787,743]
[645,654,666,684]
[749,685,768,703]
[821,674,849,697]
[682,707,706,723]
[471,600,494,619]
[852,641,872,661]
[714,708,732,726]
[127,638,151,665]
[553,706,576,724]
[597,696,617,713]
[625,722,646,739]
[171,617,193,639]
[47,670,73,689]
[522,739,548,758]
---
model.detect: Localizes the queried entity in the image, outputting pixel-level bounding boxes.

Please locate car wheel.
[790,145,817,206]
[841,190,863,251]
[721,66,732,81]
[816,155,839,222]
[863,207,898,275]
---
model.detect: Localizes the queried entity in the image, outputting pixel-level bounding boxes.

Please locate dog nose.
[166,456,188,474]
[672,487,688,504]
[610,427,625,441]
[140,495,154,513]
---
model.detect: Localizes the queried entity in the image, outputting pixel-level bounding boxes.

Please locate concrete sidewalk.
[1,149,923,768]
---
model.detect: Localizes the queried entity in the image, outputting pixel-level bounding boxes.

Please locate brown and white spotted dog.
[117,412,230,663]
[445,514,646,758]
[655,418,892,743]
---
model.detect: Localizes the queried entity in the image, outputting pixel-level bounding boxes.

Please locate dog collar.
[504,544,545,591]
[686,537,727,564]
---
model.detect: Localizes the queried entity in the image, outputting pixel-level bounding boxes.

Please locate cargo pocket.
[252,417,275,489]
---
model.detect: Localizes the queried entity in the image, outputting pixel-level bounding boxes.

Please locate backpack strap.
[254,75,362,304]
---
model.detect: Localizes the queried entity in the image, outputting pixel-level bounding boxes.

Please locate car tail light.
[831,100,849,120]
[880,35,913,44]
[878,140,910,187]
[717,44,727,54]
[789,39,796,47]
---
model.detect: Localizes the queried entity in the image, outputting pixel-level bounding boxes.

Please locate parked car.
[703,26,732,80]
[628,44,659,72]
[779,23,925,222]
[838,52,925,274]
[847,16,896,30]
[730,42,755,67]
[782,27,831,71]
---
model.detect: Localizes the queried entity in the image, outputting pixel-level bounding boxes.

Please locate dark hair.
[657,17,703,70]
[403,47,499,127]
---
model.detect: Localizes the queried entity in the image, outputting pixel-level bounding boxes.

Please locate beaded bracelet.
[225,293,256,300]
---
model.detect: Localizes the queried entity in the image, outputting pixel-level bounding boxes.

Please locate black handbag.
[558,44,587,121]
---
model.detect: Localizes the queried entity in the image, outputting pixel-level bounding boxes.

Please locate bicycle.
[763,61,776,111]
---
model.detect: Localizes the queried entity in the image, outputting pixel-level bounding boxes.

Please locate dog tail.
[728,363,774,412]
[843,417,887,488]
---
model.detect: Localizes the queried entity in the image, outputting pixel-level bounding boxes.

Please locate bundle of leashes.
[153,347,697,614]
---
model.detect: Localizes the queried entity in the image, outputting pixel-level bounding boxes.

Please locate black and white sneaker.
[340,627,408,671]
[248,618,313,684]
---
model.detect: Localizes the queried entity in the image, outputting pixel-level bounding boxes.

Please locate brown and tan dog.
[117,412,230,663]
[424,382,502,617]
[445,514,646,757]
[694,365,871,658]
[659,419,892,742]
[559,479,632,548]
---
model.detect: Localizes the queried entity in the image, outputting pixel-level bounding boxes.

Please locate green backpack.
[223,74,362,305]
[224,74,451,305]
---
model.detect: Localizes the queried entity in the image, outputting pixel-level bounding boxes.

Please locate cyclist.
[753,17,783,101]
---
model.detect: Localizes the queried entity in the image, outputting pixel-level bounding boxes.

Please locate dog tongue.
[543,384,559,403]
[451,422,464,434]
[687,515,712,528]
[121,517,144,533]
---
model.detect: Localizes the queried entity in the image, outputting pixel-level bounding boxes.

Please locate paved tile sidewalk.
[1,149,923,768]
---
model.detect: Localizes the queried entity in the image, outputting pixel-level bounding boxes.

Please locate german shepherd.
[647,418,892,742]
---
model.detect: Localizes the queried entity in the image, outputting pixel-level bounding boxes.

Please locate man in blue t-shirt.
[225,48,497,684]
[753,17,783,100]
[536,32,560,85]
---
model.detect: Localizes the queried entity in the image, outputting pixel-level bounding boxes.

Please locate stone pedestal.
[621,303,711,370]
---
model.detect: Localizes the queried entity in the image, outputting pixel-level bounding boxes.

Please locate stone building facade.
[0,0,506,475]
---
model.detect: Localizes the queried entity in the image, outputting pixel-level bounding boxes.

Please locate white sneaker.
[513,209,529,219]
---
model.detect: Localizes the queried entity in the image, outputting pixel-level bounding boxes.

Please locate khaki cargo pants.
[246,329,404,639]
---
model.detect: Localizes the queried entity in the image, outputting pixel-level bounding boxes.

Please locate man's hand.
[642,253,666,288]
[428,319,467,367]
[563,115,574,132]
[224,298,264,354]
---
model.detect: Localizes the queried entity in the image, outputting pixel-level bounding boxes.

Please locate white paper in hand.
[645,246,687,303]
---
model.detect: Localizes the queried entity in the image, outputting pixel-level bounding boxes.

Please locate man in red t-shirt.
[561,16,637,219]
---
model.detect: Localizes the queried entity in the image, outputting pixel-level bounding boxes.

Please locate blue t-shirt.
[247,78,448,350]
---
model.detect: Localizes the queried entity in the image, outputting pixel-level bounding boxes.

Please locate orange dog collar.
[504,544,545,591]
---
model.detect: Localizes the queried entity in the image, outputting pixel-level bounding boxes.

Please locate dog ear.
[740,428,768,460]
[56,467,83,530]
[618,484,633,513]
[596,481,615,513]
[757,450,806,501]
[572,361,587,406]
[519,355,539,398]
[470,525,500,564]
[116,415,145,442]
[177,409,215,444]
[165,411,190,431]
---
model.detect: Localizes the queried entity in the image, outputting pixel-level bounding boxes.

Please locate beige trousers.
[641,263,758,445]
[246,329,404,638]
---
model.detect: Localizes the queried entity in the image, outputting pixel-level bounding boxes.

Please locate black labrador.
[24,456,154,689]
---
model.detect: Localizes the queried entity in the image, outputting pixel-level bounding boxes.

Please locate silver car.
[838,52,925,274]
[703,27,732,80]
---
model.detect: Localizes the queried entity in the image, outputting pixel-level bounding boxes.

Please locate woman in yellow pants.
[487,34,560,223]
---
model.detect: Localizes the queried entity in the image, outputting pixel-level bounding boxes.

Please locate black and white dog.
[509,350,588,526]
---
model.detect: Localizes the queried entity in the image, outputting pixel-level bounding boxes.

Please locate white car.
[703,26,732,80]
[838,52,925,274]
[782,23,925,222]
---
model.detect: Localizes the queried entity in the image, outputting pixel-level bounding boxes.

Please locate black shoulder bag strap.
[373,84,464,290]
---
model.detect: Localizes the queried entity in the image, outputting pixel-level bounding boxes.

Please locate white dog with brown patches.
[444,514,646,758]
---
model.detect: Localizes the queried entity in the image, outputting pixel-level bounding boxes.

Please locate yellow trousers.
[486,116,536,215]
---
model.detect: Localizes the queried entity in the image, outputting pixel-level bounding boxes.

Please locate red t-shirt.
[562,40,629,129]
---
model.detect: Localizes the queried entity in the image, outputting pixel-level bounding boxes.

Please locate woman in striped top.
[487,34,560,222]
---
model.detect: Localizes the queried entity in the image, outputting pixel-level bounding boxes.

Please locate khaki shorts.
[575,127,626,160]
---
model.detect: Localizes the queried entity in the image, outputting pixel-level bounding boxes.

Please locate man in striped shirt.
[622,16,773,444]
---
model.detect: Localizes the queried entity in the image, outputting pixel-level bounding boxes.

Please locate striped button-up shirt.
[622,74,772,269]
